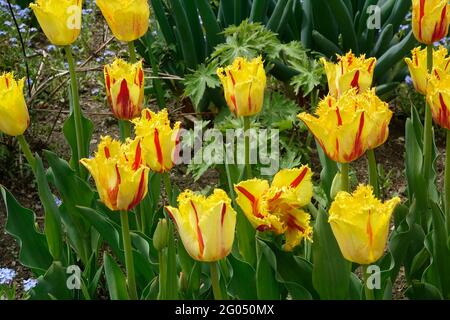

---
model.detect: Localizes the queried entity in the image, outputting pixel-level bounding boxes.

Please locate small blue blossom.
[405,76,413,86]
[0,268,16,285]
[30,27,37,33]
[0,30,6,36]
[47,45,56,52]
[54,196,62,207]
[22,279,38,292]
[91,88,100,95]
[4,21,12,27]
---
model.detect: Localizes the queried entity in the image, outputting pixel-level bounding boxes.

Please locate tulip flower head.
[298,89,392,163]
[412,0,450,45]
[427,67,450,130]
[104,59,144,120]
[80,136,149,211]
[133,109,181,173]
[405,46,450,95]
[165,189,237,262]
[235,166,314,251]
[217,56,267,117]
[329,185,401,265]
[30,0,82,46]
[0,73,30,137]
[96,0,150,42]
[321,51,376,98]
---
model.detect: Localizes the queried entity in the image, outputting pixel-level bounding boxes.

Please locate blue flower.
[47,45,56,52]
[54,196,62,207]
[22,279,38,292]
[0,268,16,285]
[4,21,12,27]
[405,76,413,86]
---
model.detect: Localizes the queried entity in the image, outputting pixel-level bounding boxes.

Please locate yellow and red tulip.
[234,166,314,251]
[405,46,450,95]
[427,68,450,130]
[298,89,392,163]
[329,185,401,265]
[104,58,145,120]
[165,189,236,262]
[80,136,149,211]
[412,0,450,45]
[0,73,30,137]
[217,56,267,117]
[96,0,150,42]
[30,0,82,46]
[132,109,181,173]
[321,51,376,98]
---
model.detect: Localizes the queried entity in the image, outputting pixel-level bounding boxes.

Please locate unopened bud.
[153,219,169,251]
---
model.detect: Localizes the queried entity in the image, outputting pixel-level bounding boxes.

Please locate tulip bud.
[96,0,150,42]
[217,56,267,117]
[153,218,169,251]
[0,73,30,137]
[30,0,82,46]
[330,173,343,200]
[412,0,450,45]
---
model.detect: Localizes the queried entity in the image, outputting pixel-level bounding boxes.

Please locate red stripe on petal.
[190,200,205,258]
[235,185,264,219]
[290,167,309,188]
[116,79,131,119]
[165,207,178,228]
[104,146,111,158]
[350,70,360,91]
[154,128,164,169]
[127,170,146,210]
[419,0,425,41]
[132,140,142,171]
[221,203,227,226]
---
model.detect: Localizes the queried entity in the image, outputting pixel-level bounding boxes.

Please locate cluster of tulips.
[1,0,450,300]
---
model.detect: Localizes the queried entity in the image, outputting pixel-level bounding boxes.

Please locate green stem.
[363,265,375,300]
[120,211,138,300]
[210,262,225,300]
[65,46,85,178]
[119,120,132,142]
[423,45,434,208]
[17,135,36,172]
[128,41,137,64]
[367,149,380,198]
[158,250,167,300]
[144,32,165,110]
[445,130,450,235]
[243,117,252,179]
[341,163,350,193]
[163,172,174,206]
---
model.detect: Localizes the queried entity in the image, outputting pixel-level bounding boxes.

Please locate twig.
[6,0,32,98]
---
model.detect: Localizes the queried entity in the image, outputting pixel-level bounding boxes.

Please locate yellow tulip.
[412,0,450,45]
[80,136,149,211]
[405,46,450,95]
[30,0,82,46]
[104,59,144,120]
[329,185,401,265]
[165,189,236,262]
[217,56,266,117]
[0,73,29,137]
[235,166,314,251]
[132,109,181,173]
[321,51,376,98]
[96,0,150,42]
[427,67,450,130]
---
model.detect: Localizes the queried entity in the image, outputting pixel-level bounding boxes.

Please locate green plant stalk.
[119,120,132,142]
[65,46,85,177]
[120,210,138,300]
[158,249,167,300]
[367,149,380,198]
[445,130,450,235]
[128,41,137,64]
[17,135,36,172]
[363,265,375,300]
[163,172,174,206]
[423,45,434,208]
[210,261,226,300]
[243,117,252,179]
[341,163,350,193]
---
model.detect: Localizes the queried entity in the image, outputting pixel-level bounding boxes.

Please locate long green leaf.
[104,253,130,300]
[327,0,359,53]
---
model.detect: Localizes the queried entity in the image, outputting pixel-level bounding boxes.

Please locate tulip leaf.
[1,186,52,275]
[228,255,257,300]
[316,142,338,203]
[34,155,63,261]
[103,253,130,300]
[312,209,351,300]
[256,239,282,300]
[30,262,75,300]
[406,281,444,300]
[63,110,93,171]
